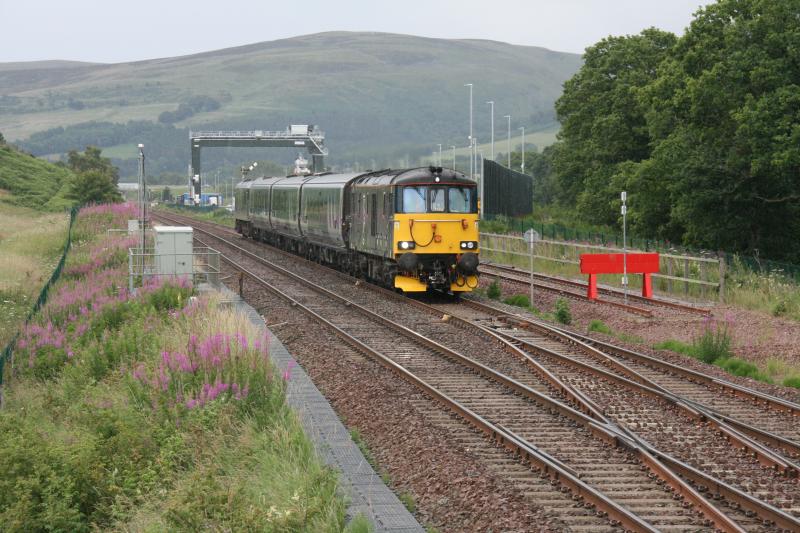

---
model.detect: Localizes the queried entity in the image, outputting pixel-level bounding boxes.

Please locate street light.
[451,145,456,170]
[137,144,146,254]
[486,101,494,161]
[621,191,628,303]
[465,83,473,179]
[437,144,442,166]
[504,115,511,168]
[478,150,485,217]
[519,126,525,174]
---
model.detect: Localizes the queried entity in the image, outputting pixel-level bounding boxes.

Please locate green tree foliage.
[67,170,123,205]
[552,0,800,261]
[162,186,172,202]
[0,131,5,145]
[637,0,800,258]
[553,28,677,225]
[65,146,122,205]
[67,146,120,186]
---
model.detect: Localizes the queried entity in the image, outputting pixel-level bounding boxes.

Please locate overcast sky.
[0,0,712,63]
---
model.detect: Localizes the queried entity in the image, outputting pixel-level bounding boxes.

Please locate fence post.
[718,252,726,303]
[683,258,689,296]
[701,260,708,300]
[667,259,673,294]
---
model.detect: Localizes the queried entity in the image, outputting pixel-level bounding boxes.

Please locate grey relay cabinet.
[154,226,194,277]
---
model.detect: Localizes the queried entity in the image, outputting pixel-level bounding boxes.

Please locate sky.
[0,0,712,63]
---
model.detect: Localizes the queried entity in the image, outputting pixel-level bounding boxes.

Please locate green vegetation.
[554,298,571,325]
[503,294,530,308]
[64,146,122,206]
[164,205,235,228]
[654,318,800,389]
[1,32,580,175]
[0,204,358,530]
[399,492,416,514]
[0,144,73,210]
[487,279,502,300]
[0,203,68,346]
[545,0,800,263]
[587,319,612,335]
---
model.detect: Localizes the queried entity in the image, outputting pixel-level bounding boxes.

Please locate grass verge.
[0,202,69,346]
[0,203,360,531]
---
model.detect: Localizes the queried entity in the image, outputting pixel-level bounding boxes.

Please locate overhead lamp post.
[486,101,494,161]
[465,83,473,180]
[438,144,442,166]
[451,145,456,170]
[137,143,146,253]
[478,150,485,217]
[621,191,628,303]
[504,115,511,168]
[519,126,525,174]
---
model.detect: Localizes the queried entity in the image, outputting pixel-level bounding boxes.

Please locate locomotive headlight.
[460,241,478,250]
[398,241,415,250]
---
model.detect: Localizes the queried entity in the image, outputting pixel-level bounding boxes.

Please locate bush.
[588,319,612,334]
[487,279,501,300]
[783,376,800,389]
[554,298,571,325]
[692,317,733,364]
[504,294,530,308]
[716,357,771,381]
[653,339,695,356]
[771,300,788,317]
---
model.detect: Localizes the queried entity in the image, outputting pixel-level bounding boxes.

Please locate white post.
[621,191,628,303]
[529,237,534,306]
[465,83,473,179]
[519,127,525,174]
[138,144,145,254]
[504,115,511,168]
[487,101,494,161]
[438,144,442,166]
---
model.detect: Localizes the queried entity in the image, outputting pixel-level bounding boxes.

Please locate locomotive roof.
[353,166,475,186]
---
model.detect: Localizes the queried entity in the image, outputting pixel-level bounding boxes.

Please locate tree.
[638,0,800,258]
[67,146,119,185]
[0,131,5,145]
[67,170,123,205]
[553,28,677,224]
[162,186,172,202]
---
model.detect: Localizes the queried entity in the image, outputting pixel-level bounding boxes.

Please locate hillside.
[0,32,581,175]
[0,144,74,210]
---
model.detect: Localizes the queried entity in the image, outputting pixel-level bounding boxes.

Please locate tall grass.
[0,203,357,531]
[0,203,69,346]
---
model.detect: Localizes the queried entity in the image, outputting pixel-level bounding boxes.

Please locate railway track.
[154,210,800,531]
[480,262,711,316]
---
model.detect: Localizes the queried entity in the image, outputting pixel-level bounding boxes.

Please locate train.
[234,165,480,293]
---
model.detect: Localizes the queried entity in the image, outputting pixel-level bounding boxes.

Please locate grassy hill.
[0,32,580,175]
[0,144,74,210]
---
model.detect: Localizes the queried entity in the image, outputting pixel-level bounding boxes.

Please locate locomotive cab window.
[400,186,427,213]
[448,186,476,213]
[429,187,446,212]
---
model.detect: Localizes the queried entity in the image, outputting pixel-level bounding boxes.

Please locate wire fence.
[1,207,77,390]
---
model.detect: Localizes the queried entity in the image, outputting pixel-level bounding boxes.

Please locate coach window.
[401,186,427,213]
[430,186,446,212]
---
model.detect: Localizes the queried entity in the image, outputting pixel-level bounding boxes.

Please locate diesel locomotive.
[234,166,480,293]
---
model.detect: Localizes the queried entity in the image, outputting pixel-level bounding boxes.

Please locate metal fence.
[127,247,222,293]
[483,214,800,282]
[480,232,725,302]
[482,160,533,217]
[1,207,77,391]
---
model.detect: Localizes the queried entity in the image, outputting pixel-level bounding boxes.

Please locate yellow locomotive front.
[391,170,479,292]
